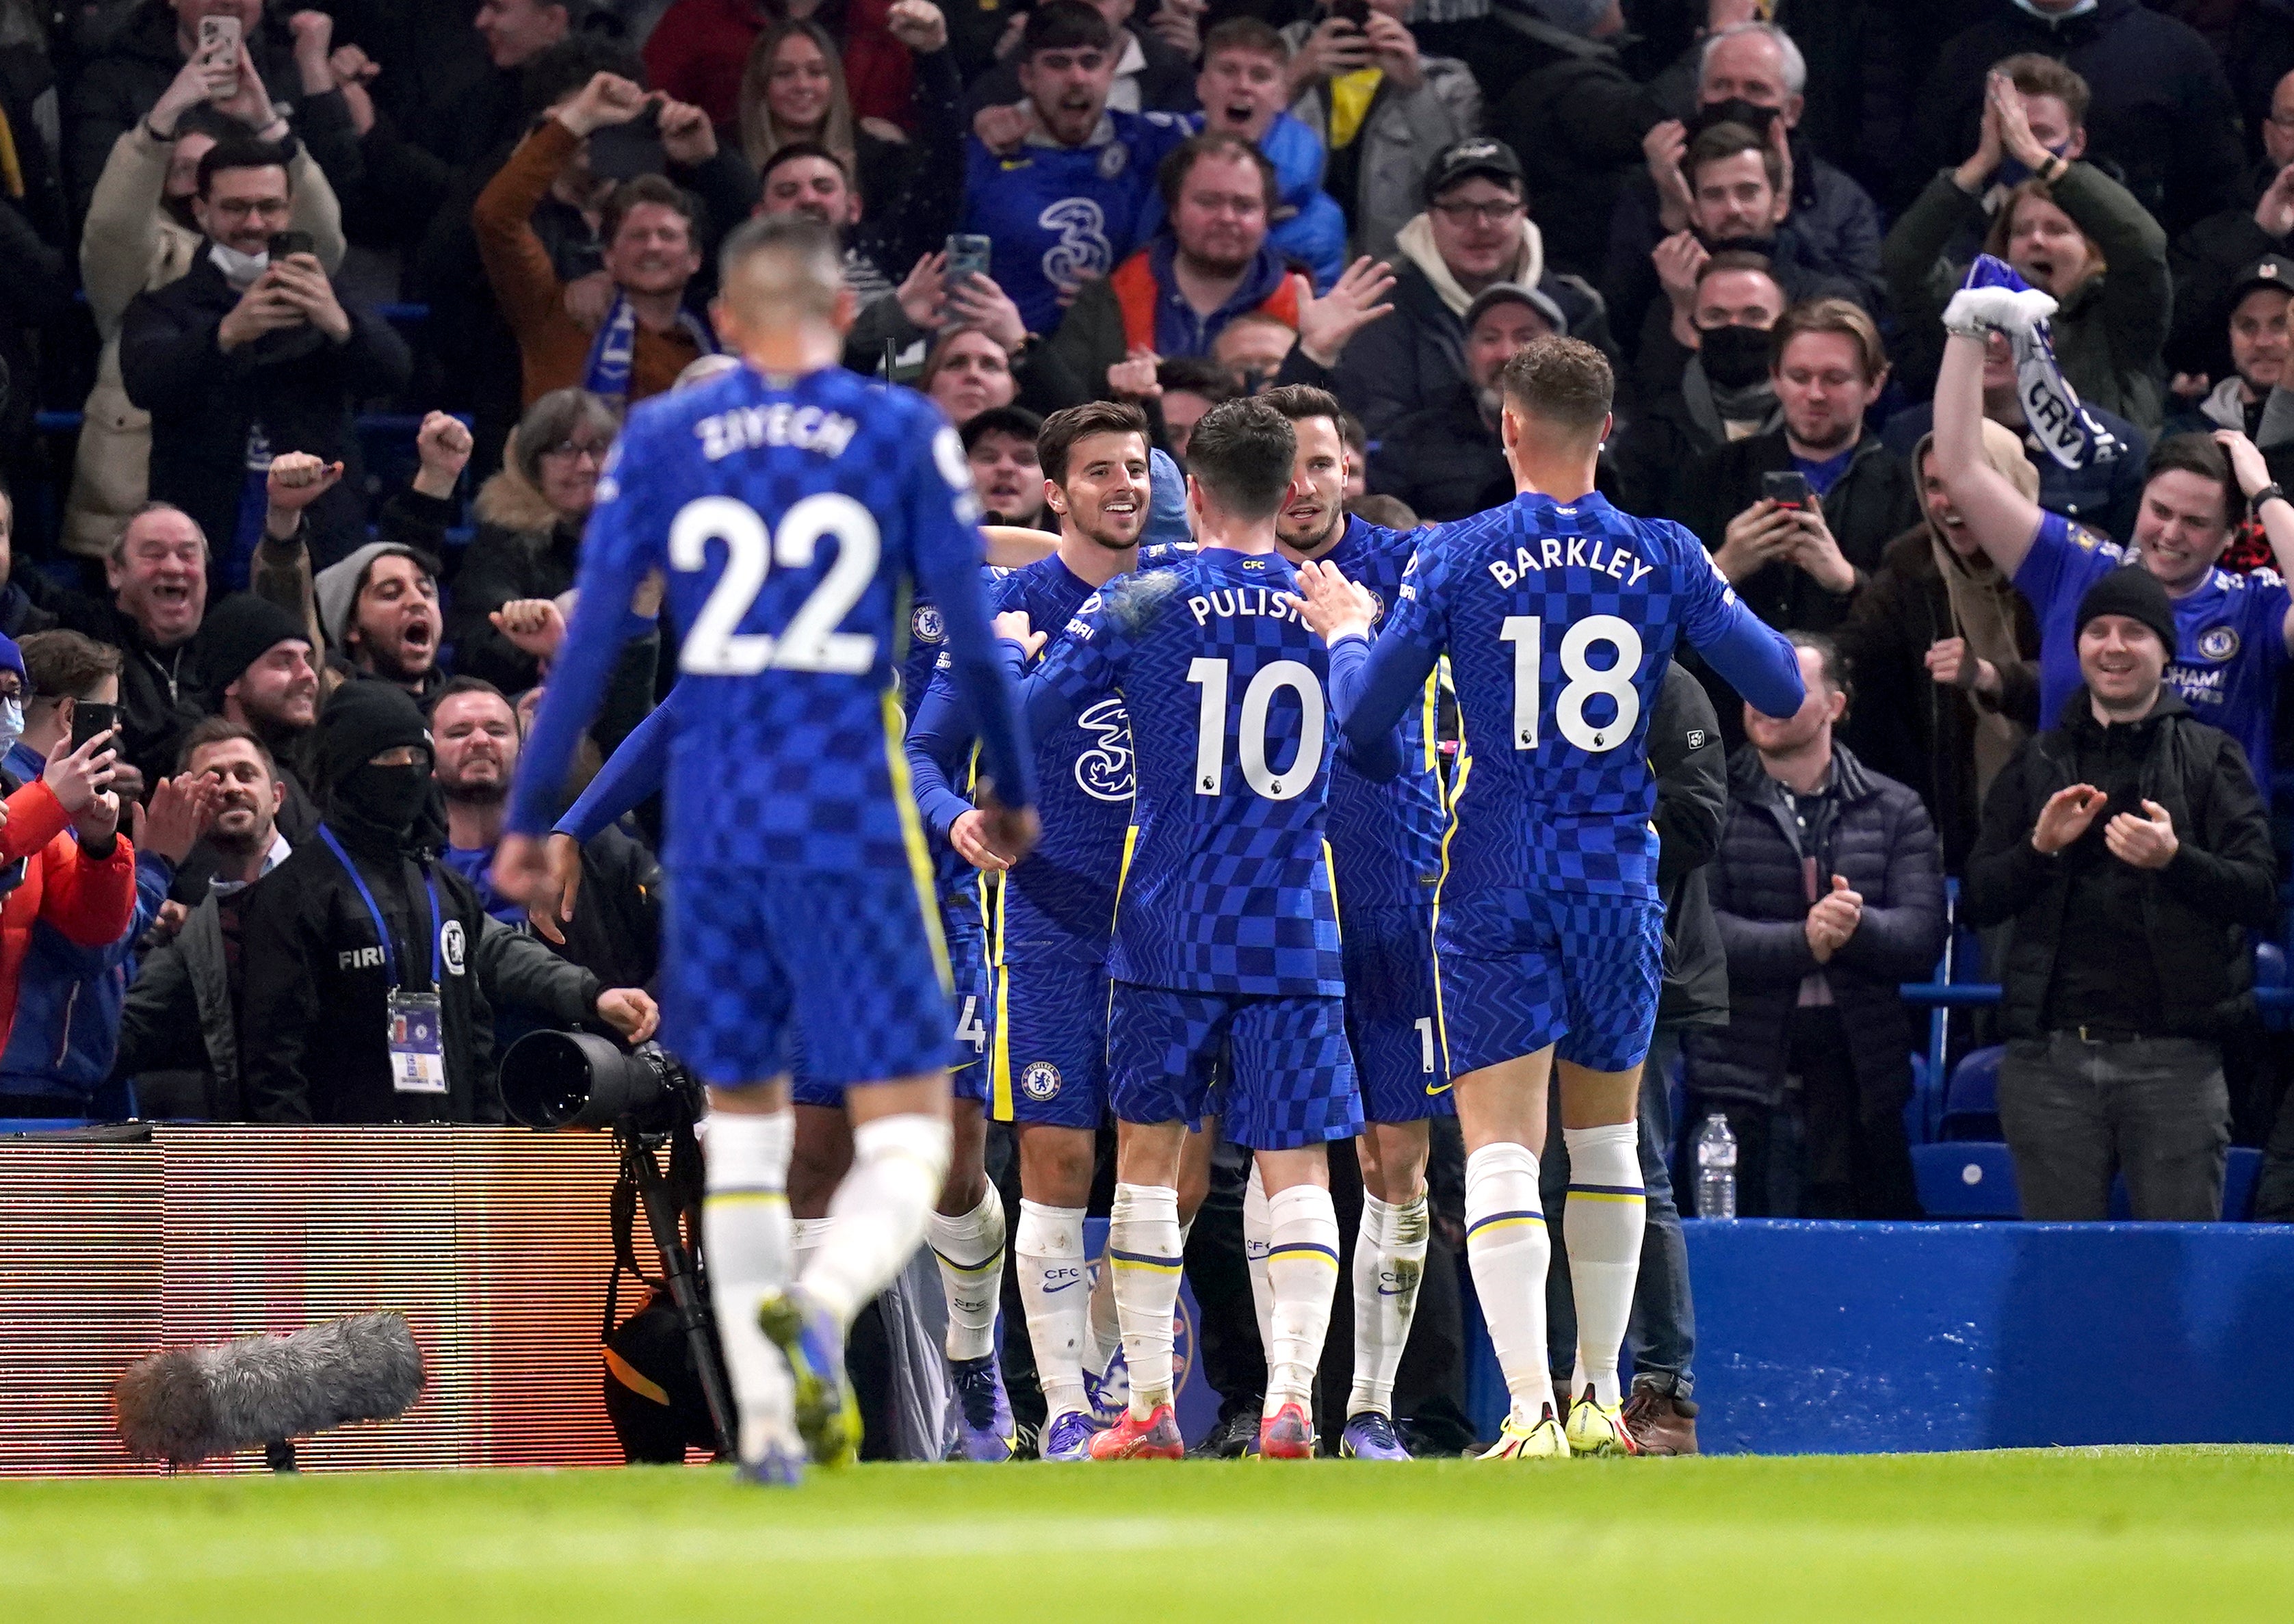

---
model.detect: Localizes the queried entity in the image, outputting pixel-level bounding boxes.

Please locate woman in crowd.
[445,389,620,696]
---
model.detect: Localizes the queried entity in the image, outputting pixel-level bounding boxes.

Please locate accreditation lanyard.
[317,824,442,990]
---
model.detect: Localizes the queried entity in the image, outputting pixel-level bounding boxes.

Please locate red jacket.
[0,779,138,1046]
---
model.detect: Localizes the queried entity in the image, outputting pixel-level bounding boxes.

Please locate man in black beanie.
[196,592,322,839]
[1964,564,2278,1220]
[237,681,495,1123]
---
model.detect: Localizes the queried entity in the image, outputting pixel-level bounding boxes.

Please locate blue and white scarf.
[1961,254,2127,471]
[580,289,719,407]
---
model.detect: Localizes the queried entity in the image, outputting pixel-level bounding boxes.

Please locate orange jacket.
[1106,248,1303,356]
[471,119,707,407]
[0,779,138,1047]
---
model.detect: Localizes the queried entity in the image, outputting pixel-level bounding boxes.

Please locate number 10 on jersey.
[1500,613,1645,753]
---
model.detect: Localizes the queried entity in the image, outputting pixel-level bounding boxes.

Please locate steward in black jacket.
[1963,690,2278,1041]
[240,683,497,1123]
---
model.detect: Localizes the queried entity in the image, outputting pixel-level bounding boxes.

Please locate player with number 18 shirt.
[1294,336,1801,1466]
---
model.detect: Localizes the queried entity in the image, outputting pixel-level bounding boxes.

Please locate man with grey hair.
[1602,18,1881,364]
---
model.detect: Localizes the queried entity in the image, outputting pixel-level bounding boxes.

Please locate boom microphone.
[114,1311,426,1465]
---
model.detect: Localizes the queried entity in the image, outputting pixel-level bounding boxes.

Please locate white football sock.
[801,1113,952,1329]
[1083,1248,1119,1380]
[1347,1191,1429,1418]
[926,1186,1005,1363]
[1263,1183,1340,1414]
[700,1109,796,1461]
[1015,1200,1089,1418]
[1242,1160,1274,1350]
[791,1216,833,1279]
[1109,1181,1183,1419]
[1464,1141,1555,1428]
[1562,1123,1645,1411]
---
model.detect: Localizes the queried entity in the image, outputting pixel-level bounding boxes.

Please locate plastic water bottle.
[1695,1114,1738,1220]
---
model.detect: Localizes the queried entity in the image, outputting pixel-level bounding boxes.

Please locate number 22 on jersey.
[670,493,881,675]
[1499,614,1643,752]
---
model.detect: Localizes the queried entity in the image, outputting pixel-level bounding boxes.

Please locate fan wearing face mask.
[237,681,506,1125]
[1612,250,1786,518]
[1604,19,1884,369]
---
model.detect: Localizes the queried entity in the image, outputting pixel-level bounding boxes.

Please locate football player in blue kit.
[495,217,1037,1484]
[907,401,1206,1461]
[999,400,1367,1462]
[1259,384,1451,1461]
[1292,337,1804,1459]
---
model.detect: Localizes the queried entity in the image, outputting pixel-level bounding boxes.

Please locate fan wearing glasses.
[448,387,625,695]
[1327,136,1616,443]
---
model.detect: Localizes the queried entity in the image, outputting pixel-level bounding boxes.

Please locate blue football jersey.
[1026,548,1344,997]
[1314,516,1445,911]
[509,364,1033,872]
[1330,490,1801,902]
[908,545,1197,960]
[957,114,1190,336]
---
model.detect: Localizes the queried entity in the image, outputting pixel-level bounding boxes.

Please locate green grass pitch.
[7,1447,2292,1621]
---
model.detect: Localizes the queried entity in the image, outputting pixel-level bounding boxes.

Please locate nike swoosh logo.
[1044,1279,1083,1294]
[1377,1286,1411,1296]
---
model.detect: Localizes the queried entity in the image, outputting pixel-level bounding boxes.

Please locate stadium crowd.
[3,0,2294,1458]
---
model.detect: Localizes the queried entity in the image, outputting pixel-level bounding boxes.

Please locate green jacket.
[1882,163,2169,432]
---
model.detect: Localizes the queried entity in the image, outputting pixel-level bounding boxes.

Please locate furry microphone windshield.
[114,1311,426,1465]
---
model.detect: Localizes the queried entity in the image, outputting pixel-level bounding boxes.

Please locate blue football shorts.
[1106,982,1363,1152]
[664,863,952,1095]
[1340,900,1455,1125]
[990,952,1111,1129]
[1434,887,1664,1077]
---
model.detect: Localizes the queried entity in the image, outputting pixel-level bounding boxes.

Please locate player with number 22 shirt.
[497,217,1037,1487]
[1293,336,1803,1463]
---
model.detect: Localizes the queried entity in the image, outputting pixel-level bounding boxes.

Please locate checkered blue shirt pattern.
[1382,491,1743,901]
[1318,516,1446,911]
[1030,549,1344,997]
[512,365,1006,874]
[987,557,1147,961]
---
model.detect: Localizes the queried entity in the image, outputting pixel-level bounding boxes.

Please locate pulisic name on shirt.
[1485,536,1656,590]
[1186,585,1306,627]
[693,403,860,462]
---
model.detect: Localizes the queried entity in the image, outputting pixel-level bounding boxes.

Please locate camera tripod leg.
[625,1137,738,1460]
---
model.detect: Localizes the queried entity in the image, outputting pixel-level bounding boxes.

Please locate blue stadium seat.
[0,1118,95,1133]
[1912,1141,2020,1218]
[1941,1045,2005,1141]
[2225,1147,2263,1221]
[1902,1051,1933,1147]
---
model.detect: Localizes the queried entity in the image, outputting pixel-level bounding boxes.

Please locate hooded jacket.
[64,120,344,560]
[1839,508,2044,875]
[1684,743,1945,1114]
[1281,18,1483,267]
[1329,211,1614,440]
[1963,689,2278,1042]
[444,436,584,696]
[0,776,141,1072]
